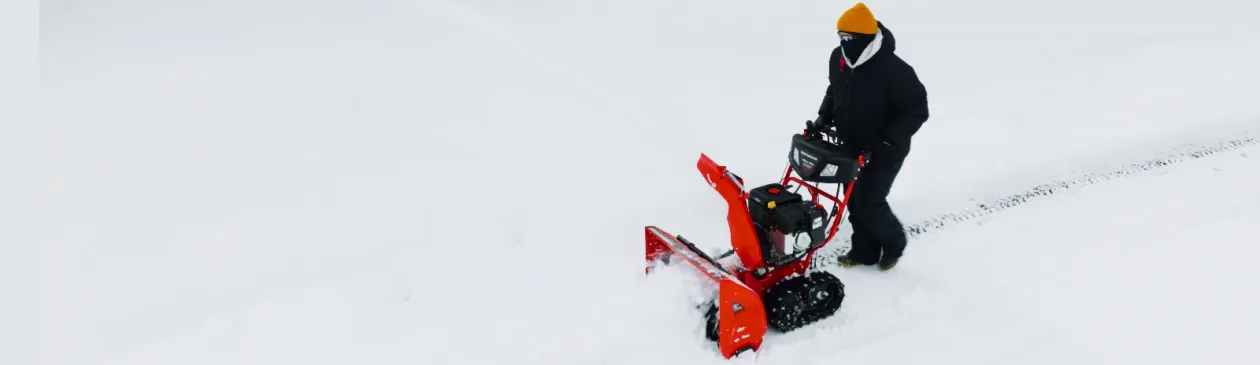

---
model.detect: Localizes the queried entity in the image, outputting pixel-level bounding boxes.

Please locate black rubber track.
[703,304,720,341]
[763,271,845,332]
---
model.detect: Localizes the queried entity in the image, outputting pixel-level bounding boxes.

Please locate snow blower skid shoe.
[643,131,868,360]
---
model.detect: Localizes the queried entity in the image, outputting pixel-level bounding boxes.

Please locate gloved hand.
[804,119,819,133]
[815,113,832,126]
[861,140,897,163]
[859,148,875,161]
[804,116,831,136]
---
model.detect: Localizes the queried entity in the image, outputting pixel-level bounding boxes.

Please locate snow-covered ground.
[36,0,1259,364]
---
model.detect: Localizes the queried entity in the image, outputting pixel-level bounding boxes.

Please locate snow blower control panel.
[748,183,827,267]
[789,133,860,184]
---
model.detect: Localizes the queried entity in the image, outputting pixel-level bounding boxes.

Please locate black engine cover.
[748,183,801,221]
[748,183,828,266]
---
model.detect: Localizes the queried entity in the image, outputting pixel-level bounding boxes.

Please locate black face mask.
[839,32,876,64]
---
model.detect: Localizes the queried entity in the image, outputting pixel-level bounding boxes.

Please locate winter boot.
[837,254,874,267]
[878,255,900,271]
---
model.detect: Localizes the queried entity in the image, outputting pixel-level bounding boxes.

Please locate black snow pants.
[843,147,908,265]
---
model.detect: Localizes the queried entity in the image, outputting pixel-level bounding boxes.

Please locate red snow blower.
[644,127,869,359]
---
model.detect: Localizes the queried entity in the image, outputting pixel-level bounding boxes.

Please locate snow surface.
[36,0,1260,364]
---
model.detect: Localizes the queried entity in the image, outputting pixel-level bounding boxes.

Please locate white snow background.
[36,0,1260,364]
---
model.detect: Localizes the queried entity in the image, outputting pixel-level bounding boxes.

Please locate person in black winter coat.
[812,3,929,270]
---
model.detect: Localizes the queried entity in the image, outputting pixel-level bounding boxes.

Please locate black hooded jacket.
[817,22,928,156]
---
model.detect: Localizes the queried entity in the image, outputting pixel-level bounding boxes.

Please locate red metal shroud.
[645,226,766,359]
[696,154,765,270]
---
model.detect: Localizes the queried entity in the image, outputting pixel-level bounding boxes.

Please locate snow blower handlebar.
[779,136,867,246]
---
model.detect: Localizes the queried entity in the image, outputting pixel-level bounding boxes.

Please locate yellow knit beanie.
[836,2,878,34]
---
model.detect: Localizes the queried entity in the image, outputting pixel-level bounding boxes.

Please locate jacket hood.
[876,21,895,54]
[844,21,896,68]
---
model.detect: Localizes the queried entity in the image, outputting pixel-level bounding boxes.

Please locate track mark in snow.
[811,133,1259,268]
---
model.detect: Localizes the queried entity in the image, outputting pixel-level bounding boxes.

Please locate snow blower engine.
[644,129,868,359]
[748,183,827,267]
